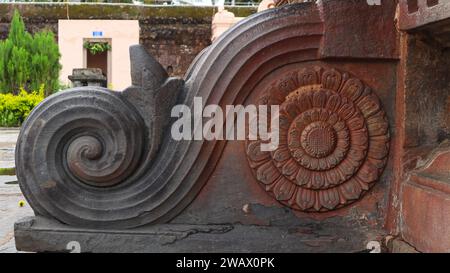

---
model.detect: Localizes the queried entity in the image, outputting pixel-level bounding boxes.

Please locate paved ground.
[0,175,33,253]
[0,128,19,169]
[0,128,33,253]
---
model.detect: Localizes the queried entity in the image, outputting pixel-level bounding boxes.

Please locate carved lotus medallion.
[245,67,390,212]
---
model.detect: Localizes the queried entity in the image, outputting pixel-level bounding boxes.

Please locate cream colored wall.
[211,2,275,42]
[211,7,243,42]
[58,20,140,91]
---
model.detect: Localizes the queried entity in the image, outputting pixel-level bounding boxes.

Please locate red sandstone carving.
[246,67,390,212]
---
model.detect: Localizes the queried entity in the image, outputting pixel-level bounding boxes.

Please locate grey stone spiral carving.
[17,46,184,228]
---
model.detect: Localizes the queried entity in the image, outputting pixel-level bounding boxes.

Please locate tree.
[0,10,61,96]
[29,31,61,96]
[0,11,31,94]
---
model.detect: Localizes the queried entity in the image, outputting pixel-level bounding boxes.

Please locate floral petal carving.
[279,115,291,130]
[367,157,387,170]
[325,169,342,186]
[296,188,316,210]
[348,116,365,131]
[256,161,280,185]
[351,130,368,146]
[356,161,379,184]
[338,102,355,120]
[322,69,342,91]
[319,188,340,210]
[278,76,297,95]
[313,90,328,108]
[297,92,313,112]
[341,78,363,102]
[284,102,299,120]
[368,142,389,160]
[367,111,389,137]
[297,68,318,86]
[273,178,296,201]
[282,159,298,177]
[247,141,270,162]
[326,94,341,112]
[246,67,389,212]
[358,93,381,118]
[295,167,311,186]
[273,148,290,163]
[340,179,363,200]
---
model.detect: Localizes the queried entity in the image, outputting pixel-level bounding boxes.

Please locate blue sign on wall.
[92,31,103,37]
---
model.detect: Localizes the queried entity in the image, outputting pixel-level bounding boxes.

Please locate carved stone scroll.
[245,67,390,212]
[16,3,389,229]
[16,46,184,229]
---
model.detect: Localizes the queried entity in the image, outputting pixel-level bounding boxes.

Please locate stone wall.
[0,3,256,77]
[404,34,450,148]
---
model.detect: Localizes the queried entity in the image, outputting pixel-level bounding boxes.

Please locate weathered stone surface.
[401,142,450,253]
[385,237,419,253]
[402,35,450,148]
[15,216,384,253]
[398,0,450,31]
[391,4,450,252]
[319,0,399,59]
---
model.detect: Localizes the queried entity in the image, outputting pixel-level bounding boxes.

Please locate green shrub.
[0,85,45,127]
[83,41,112,55]
[0,10,61,97]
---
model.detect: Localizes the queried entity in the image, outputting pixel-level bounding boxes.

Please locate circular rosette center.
[286,106,351,173]
[300,122,336,158]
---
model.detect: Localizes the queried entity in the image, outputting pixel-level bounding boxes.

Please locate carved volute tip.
[129,45,168,88]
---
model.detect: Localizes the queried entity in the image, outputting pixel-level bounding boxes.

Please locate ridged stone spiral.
[16,87,145,226]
